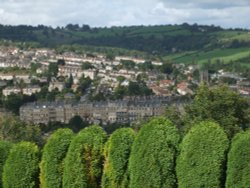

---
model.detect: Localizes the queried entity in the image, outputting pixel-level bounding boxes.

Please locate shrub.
[226,130,250,188]
[3,142,40,188]
[0,141,12,188]
[63,125,107,188]
[129,117,180,188]
[102,128,135,188]
[176,121,229,188]
[40,128,74,188]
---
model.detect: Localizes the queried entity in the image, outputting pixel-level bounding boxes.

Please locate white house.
[22,85,41,96]
[49,80,65,92]
[2,87,21,96]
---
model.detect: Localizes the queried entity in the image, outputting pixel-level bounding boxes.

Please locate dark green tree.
[2,93,23,115]
[77,76,92,95]
[165,106,184,130]
[120,60,135,70]
[129,117,180,188]
[226,130,250,188]
[81,62,94,70]
[102,128,135,188]
[106,52,115,61]
[68,115,88,132]
[0,114,43,146]
[57,59,65,66]
[65,74,73,89]
[30,62,41,74]
[184,84,249,137]
[63,125,107,188]
[128,81,140,96]
[48,63,58,77]
[160,62,173,74]
[3,142,40,188]
[114,85,127,99]
[127,81,152,96]
[46,89,60,101]
[116,76,126,84]
[176,121,229,188]
[0,141,12,188]
[40,129,74,188]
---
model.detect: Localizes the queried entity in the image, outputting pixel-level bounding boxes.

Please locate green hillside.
[165,47,250,65]
[0,23,250,65]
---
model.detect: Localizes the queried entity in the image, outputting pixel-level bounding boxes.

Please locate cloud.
[0,0,249,29]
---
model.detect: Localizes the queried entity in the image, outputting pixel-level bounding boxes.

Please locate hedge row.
[0,118,249,188]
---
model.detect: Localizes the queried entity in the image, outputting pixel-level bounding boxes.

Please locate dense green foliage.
[176,121,229,188]
[0,117,249,187]
[1,24,249,55]
[40,129,74,188]
[0,114,43,145]
[102,128,135,188]
[226,130,250,188]
[0,141,12,188]
[129,117,180,188]
[68,116,88,132]
[113,80,153,99]
[184,84,250,137]
[3,142,39,188]
[63,125,107,188]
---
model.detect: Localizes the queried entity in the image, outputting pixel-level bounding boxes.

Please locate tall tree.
[0,114,43,145]
[226,130,250,188]
[184,84,249,138]
[0,141,12,188]
[63,125,107,188]
[102,128,135,188]
[2,93,23,115]
[176,121,229,188]
[129,117,180,188]
[65,74,73,89]
[3,142,40,188]
[68,115,87,132]
[48,62,58,77]
[40,129,74,188]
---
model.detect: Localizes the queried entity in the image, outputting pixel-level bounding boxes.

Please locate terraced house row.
[20,96,186,125]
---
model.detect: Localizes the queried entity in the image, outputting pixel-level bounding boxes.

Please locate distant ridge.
[1,23,250,55]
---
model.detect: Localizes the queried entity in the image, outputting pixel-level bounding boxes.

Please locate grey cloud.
[0,0,249,29]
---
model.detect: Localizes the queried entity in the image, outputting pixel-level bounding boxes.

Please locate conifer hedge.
[176,121,229,188]
[0,141,12,188]
[226,130,250,188]
[129,117,180,188]
[102,128,135,188]
[2,142,39,188]
[63,125,107,188]
[40,128,74,188]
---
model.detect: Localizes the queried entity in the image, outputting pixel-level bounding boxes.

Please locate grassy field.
[216,31,250,43]
[164,47,250,65]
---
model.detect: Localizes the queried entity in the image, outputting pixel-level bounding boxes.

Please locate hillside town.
[0,46,249,125]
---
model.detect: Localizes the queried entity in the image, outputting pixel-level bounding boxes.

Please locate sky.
[0,0,250,29]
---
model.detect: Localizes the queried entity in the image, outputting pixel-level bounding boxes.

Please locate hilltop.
[0,23,250,66]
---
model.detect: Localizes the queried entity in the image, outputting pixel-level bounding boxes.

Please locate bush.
[129,117,180,188]
[3,142,40,188]
[63,125,107,188]
[0,141,12,187]
[226,130,250,188]
[40,129,74,188]
[102,128,135,188]
[176,121,229,188]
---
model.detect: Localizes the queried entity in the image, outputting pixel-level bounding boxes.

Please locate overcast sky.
[0,0,249,28]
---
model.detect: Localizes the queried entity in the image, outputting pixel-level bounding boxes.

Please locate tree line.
[0,84,249,187]
[0,118,249,188]
[1,23,249,55]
